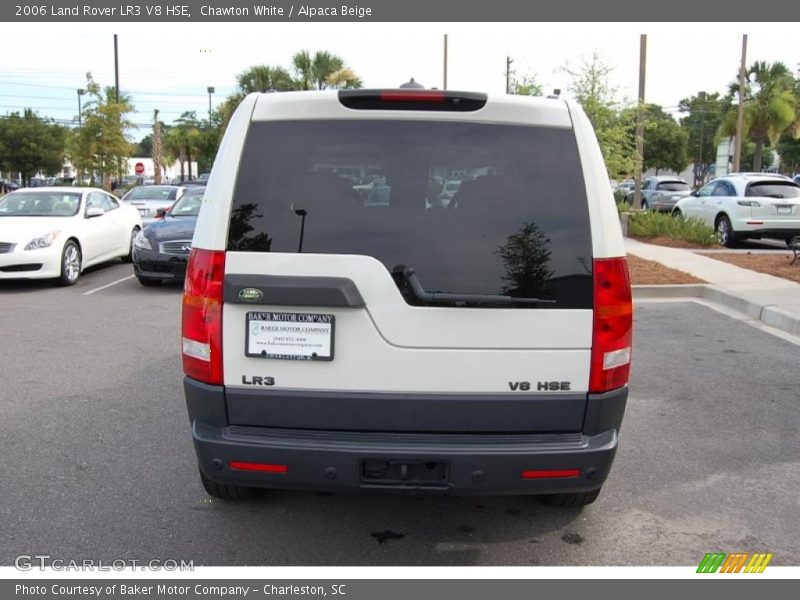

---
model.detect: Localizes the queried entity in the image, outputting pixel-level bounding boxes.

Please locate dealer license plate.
[245,312,334,361]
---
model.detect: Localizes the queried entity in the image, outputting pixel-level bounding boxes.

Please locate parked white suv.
[673,174,800,247]
[181,89,633,507]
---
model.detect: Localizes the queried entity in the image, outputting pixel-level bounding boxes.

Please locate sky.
[2,22,799,140]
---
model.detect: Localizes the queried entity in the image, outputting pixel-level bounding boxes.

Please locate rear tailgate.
[745,181,800,226]
[220,114,595,433]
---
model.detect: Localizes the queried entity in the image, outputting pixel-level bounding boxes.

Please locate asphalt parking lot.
[1,260,799,566]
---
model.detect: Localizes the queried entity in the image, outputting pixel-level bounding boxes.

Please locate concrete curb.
[633,284,800,337]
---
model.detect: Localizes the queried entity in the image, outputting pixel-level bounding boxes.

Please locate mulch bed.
[705,253,800,284]
[627,254,706,285]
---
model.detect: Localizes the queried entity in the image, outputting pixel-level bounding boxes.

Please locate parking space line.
[82,275,135,296]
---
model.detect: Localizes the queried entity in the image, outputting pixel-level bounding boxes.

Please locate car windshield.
[125,186,177,201]
[0,191,81,217]
[229,120,593,309]
[746,182,800,198]
[657,182,690,192]
[170,190,204,216]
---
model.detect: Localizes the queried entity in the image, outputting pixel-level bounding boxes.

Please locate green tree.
[133,134,152,157]
[640,104,689,175]
[777,135,800,174]
[236,65,295,93]
[325,67,363,90]
[562,52,635,178]
[509,73,543,97]
[0,109,66,186]
[70,73,135,190]
[718,61,799,171]
[291,50,358,90]
[679,92,730,186]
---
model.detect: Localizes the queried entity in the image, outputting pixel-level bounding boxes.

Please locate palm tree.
[291,50,348,90]
[719,61,799,171]
[236,65,294,93]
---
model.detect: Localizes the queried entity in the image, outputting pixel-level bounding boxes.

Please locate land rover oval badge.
[238,288,263,302]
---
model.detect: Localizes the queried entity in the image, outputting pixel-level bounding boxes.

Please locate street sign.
[134,162,145,175]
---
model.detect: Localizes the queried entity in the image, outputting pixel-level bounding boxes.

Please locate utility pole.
[443,34,448,91]
[113,34,120,104]
[506,56,513,94]
[633,34,647,211]
[733,34,747,173]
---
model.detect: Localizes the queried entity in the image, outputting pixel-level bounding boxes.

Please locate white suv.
[181,89,633,507]
[673,174,800,247]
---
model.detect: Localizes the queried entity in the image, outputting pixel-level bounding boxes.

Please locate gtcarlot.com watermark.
[15,554,194,571]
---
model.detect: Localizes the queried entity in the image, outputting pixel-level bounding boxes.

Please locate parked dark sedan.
[132,186,204,286]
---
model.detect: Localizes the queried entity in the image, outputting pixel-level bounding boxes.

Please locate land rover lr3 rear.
[182,89,633,507]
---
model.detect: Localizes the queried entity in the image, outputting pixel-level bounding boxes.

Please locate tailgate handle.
[223,274,365,307]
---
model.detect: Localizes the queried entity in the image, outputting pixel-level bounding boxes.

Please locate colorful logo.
[697,552,773,573]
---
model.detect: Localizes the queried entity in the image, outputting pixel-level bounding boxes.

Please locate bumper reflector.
[521,469,581,479]
[228,461,288,473]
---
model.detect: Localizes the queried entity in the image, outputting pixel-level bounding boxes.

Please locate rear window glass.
[125,186,177,201]
[746,182,800,198]
[656,181,690,192]
[230,120,593,309]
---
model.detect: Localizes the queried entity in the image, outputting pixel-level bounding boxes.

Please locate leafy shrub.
[627,210,717,246]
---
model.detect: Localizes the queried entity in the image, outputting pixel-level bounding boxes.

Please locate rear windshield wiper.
[399,267,556,305]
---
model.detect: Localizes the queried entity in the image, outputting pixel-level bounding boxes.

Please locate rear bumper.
[185,378,627,495]
[732,225,800,241]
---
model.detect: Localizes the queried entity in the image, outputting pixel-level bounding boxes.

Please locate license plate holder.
[245,311,334,361]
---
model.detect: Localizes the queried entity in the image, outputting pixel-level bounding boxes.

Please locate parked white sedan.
[672,174,800,247]
[0,187,142,285]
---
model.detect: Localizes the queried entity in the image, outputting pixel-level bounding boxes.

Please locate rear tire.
[716,215,737,248]
[121,227,139,263]
[541,488,601,507]
[136,276,162,287]
[199,468,258,500]
[672,209,683,219]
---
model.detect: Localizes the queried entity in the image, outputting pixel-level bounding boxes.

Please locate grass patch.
[627,210,717,246]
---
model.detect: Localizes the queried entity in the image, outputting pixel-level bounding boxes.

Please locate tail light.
[182,248,225,384]
[589,257,633,393]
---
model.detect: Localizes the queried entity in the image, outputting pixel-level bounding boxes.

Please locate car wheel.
[641,199,649,211]
[58,241,82,286]
[136,275,162,287]
[541,488,601,507]
[672,209,683,219]
[199,468,258,500]
[121,227,139,263]
[715,215,737,248]
[786,235,800,249]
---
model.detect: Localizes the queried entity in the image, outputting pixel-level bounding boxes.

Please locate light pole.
[207,86,215,120]
[696,91,706,188]
[77,88,85,126]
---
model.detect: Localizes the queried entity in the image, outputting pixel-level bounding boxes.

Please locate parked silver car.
[120,185,186,224]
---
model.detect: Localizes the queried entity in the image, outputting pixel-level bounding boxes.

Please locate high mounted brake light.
[339,89,487,111]
[182,248,225,385]
[589,257,633,393]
